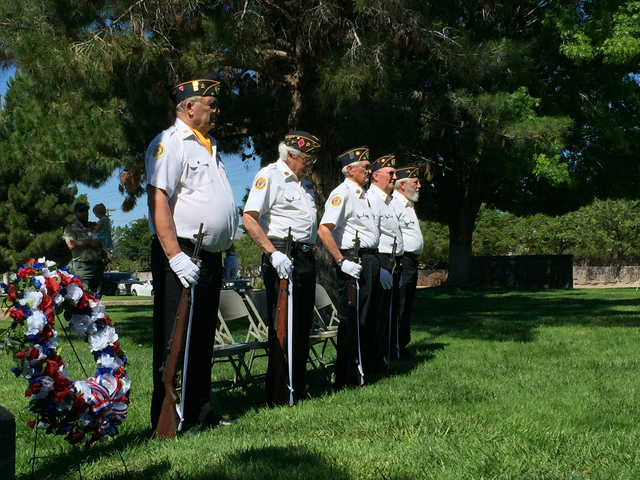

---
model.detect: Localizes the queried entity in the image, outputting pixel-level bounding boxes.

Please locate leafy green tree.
[2,0,640,286]
[570,199,640,266]
[234,233,263,284]
[111,218,152,272]
[419,221,449,269]
[0,80,78,271]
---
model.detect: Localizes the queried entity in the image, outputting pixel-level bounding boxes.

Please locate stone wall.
[573,266,640,286]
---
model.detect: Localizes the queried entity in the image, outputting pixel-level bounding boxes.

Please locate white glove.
[270,251,293,279]
[379,268,393,289]
[340,259,362,279]
[223,253,239,280]
[169,252,200,288]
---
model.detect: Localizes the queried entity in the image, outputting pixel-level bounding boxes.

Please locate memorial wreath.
[0,258,130,448]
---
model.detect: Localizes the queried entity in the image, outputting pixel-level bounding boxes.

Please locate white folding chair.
[241,289,270,377]
[212,290,266,392]
[308,284,340,383]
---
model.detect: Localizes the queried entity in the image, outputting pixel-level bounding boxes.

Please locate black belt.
[340,248,377,257]
[270,238,314,253]
[403,251,419,261]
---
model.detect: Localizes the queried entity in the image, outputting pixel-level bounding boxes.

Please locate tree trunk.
[434,162,485,286]
[446,204,480,286]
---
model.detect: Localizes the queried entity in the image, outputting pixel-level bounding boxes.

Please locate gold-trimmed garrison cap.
[370,153,396,173]
[337,146,369,169]
[169,73,220,105]
[396,165,420,179]
[284,131,321,153]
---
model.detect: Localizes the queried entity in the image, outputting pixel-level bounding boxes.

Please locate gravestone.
[0,405,16,480]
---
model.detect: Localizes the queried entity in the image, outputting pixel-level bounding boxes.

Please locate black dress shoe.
[399,348,413,360]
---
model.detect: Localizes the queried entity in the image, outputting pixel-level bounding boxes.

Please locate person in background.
[88,203,113,265]
[317,146,381,388]
[391,166,424,360]
[146,74,238,432]
[366,154,404,370]
[63,202,104,294]
[243,130,321,406]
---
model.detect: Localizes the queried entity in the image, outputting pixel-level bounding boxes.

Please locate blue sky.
[0,67,260,229]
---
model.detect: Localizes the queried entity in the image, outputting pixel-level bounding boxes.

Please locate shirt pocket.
[185,159,213,188]
[283,192,302,210]
[355,209,371,224]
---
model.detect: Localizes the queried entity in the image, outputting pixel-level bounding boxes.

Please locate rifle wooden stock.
[156,223,204,438]
[271,228,292,406]
[272,277,290,405]
[385,237,398,272]
[347,277,357,307]
[156,286,191,439]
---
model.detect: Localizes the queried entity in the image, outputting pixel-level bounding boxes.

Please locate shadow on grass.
[413,286,640,343]
[18,427,156,480]
[24,442,359,480]
[200,445,356,480]
[389,341,448,377]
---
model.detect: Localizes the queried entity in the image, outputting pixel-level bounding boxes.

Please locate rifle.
[156,223,205,439]
[386,237,397,273]
[386,237,399,361]
[348,230,365,386]
[272,227,293,405]
[347,231,360,307]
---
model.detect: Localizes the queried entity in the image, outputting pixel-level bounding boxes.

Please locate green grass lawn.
[2,287,640,479]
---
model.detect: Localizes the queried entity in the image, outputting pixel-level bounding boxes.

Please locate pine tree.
[2,1,640,283]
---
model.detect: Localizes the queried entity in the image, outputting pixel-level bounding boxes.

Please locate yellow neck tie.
[190,128,212,156]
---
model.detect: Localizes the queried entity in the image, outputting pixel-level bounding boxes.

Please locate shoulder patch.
[152,143,166,159]
[330,195,343,207]
[254,177,268,191]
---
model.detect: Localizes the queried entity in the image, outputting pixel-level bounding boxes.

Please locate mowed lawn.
[2,287,640,479]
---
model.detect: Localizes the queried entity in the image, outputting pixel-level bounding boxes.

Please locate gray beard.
[406,189,420,202]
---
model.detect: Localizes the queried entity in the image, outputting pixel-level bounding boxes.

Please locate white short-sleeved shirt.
[391,191,424,255]
[320,178,379,249]
[145,118,239,253]
[367,184,405,256]
[244,159,317,243]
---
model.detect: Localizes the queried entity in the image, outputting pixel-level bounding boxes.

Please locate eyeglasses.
[197,98,219,109]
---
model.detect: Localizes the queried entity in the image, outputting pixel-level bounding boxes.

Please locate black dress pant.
[263,248,316,405]
[378,254,402,362]
[150,237,222,429]
[396,252,419,355]
[334,252,381,387]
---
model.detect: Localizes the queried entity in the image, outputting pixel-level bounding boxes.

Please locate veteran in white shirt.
[391,166,424,360]
[243,131,321,406]
[318,146,382,388]
[366,154,404,370]
[146,74,239,432]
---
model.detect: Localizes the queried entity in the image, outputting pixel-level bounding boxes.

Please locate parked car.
[131,280,154,296]
[222,277,251,293]
[103,272,140,296]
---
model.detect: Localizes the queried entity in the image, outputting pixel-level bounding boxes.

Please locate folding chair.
[212,290,266,392]
[308,284,340,384]
[241,289,270,376]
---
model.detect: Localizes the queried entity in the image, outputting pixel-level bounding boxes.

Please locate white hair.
[175,95,202,114]
[394,178,410,189]
[278,142,303,162]
[342,161,364,177]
